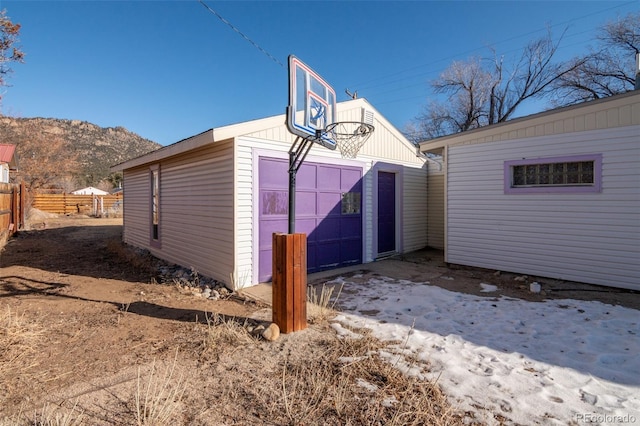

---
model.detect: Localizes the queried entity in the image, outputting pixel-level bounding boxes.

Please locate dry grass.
[135,352,186,426]
[222,328,467,426]
[229,268,251,293]
[0,306,45,378]
[282,336,460,425]
[0,309,469,425]
[32,402,85,426]
[0,401,85,426]
[307,282,344,322]
[198,312,257,360]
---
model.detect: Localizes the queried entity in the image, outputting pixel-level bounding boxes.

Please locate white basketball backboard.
[286,55,337,150]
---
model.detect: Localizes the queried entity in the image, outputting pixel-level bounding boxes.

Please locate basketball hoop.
[324,121,375,159]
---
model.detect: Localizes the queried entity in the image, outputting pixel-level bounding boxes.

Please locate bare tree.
[551,12,639,105]
[14,136,79,193]
[411,31,584,140]
[411,58,491,138]
[487,31,585,123]
[0,9,24,100]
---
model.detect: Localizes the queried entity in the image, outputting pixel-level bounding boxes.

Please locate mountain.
[0,116,161,187]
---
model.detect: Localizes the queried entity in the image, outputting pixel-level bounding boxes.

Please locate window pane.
[581,161,594,183]
[551,163,565,184]
[508,156,599,192]
[566,162,580,184]
[538,164,550,184]
[341,192,361,214]
[262,191,288,215]
[513,166,525,186]
[151,169,160,240]
[525,165,537,185]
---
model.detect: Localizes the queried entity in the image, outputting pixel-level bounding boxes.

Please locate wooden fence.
[0,182,24,239]
[32,193,122,216]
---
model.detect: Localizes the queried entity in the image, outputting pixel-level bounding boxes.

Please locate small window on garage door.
[341,192,361,214]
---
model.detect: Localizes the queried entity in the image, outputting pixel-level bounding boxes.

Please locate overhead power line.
[348,0,636,93]
[198,0,285,68]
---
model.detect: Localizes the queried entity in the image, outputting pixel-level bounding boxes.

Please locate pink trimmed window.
[504,154,602,194]
[150,164,161,247]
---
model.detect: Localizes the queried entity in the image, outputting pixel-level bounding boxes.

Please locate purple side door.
[377,171,396,254]
[258,157,362,282]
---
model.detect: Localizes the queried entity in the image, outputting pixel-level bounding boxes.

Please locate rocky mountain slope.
[0,116,161,186]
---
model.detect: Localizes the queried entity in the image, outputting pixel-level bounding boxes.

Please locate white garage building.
[113,98,428,289]
[420,91,640,291]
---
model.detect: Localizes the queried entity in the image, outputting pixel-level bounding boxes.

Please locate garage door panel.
[318,192,341,215]
[318,166,341,190]
[314,217,340,240]
[296,191,317,215]
[341,239,362,264]
[260,159,289,186]
[342,169,362,190]
[295,218,318,240]
[297,164,317,189]
[258,250,273,281]
[259,218,287,247]
[307,245,317,271]
[258,157,362,281]
[341,216,362,238]
[316,241,341,269]
[260,190,288,215]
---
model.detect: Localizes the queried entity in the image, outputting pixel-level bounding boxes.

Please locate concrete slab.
[241,261,396,306]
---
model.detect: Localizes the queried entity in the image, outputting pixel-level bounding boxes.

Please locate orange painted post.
[272,233,307,333]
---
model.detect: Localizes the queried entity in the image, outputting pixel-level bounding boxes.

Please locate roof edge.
[419,91,640,150]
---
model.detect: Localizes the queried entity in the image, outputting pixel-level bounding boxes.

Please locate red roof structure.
[0,143,17,164]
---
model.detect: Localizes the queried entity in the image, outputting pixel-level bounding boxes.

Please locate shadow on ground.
[0,225,154,283]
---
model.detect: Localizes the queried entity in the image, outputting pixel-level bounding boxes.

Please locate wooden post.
[272,233,307,333]
[19,183,25,230]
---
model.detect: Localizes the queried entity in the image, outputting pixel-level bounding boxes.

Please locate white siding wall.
[446,125,640,290]
[402,166,429,252]
[124,142,236,285]
[1,164,9,183]
[122,167,149,248]
[427,172,445,249]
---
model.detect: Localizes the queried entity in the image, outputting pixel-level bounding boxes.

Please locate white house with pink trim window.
[419,91,640,291]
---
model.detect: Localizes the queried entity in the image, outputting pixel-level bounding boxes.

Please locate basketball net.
[324,121,375,159]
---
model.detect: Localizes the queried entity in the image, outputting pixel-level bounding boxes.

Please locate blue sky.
[1,1,637,146]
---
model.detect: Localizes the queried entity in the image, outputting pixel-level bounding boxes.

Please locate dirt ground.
[0,216,637,425]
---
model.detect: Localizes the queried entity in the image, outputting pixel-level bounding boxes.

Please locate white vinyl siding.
[123,142,235,285]
[420,91,639,150]
[427,172,445,249]
[402,166,428,252]
[446,125,640,290]
[158,142,235,284]
[122,167,150,248]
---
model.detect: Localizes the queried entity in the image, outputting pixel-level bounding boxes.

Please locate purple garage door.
[258,157,362,282]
